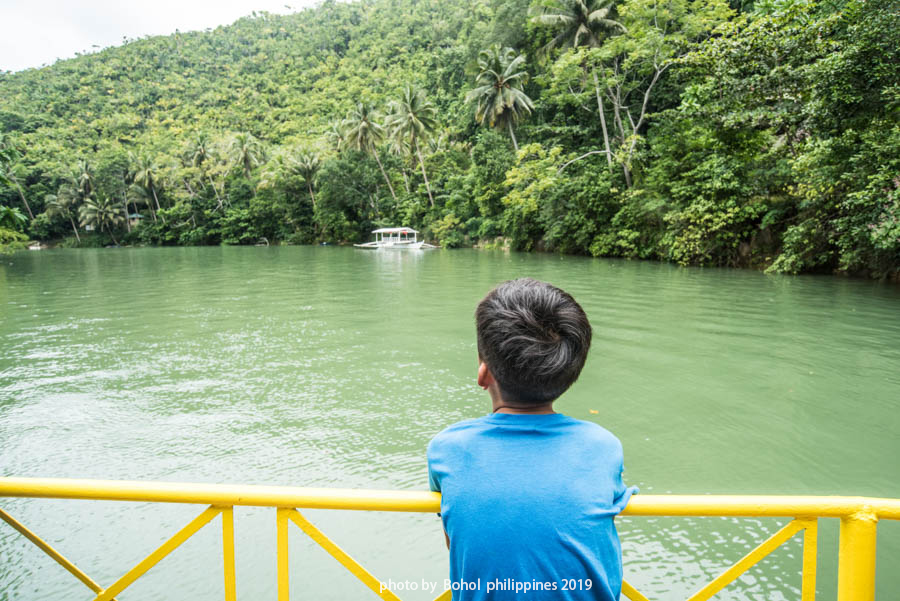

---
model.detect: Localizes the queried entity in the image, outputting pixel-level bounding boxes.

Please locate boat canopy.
[371,227,418,234]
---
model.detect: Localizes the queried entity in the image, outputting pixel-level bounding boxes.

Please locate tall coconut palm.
[256,153,289,192]
[130,152,163,223]
[75,160,94,200]
[295,151,320,210]
[43,162,96,241]
[187,134,211,167]
[44,185,82,243]
[186,133,223,207]
[79,196,125,245]
[342,103,398,201]
[325,119,347,150]
[0,134,34,219]
[386,86,438,207]
[127,184,152,219]
[0,141,14,188]
[383,135,412,194]
[228,132,264,179]
[531,0,625,166]
[465,46,535,151]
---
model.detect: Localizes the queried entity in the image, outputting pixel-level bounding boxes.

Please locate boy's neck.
[491,396,556,415]
[493,405,556,414]
[487,381,555,414]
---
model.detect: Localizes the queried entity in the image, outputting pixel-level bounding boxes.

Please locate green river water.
[1,246,898,600]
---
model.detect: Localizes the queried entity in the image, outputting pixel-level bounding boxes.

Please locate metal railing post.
[800,519,818,601]
[837,510,877,601]
[221,507,236,601]
[276,508,290,601]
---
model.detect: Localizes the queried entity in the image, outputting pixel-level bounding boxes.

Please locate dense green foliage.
[0,0,897,277]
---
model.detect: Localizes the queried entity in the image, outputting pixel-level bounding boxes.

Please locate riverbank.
[18,233,900,284]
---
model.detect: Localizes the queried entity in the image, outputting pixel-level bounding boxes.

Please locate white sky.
[0,0,320,73]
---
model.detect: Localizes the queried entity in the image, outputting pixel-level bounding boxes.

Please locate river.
[1,246,898,600]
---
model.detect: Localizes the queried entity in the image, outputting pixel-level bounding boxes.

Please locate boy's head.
[475,278,592,406]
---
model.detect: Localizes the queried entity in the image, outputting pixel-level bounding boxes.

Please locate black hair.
[475,278,592,405]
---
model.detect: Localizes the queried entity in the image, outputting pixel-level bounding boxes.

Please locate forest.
[0,0,898,279]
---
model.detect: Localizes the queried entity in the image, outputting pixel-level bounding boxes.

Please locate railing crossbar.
[93,505,220,601]
[2,478,899,518]
[686,518,809,601]
[0,507,111,598]
[287,508,404,601]
[622,580,652,601]
[1,478,896,601]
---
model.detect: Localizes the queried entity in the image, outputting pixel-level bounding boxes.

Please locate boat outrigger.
[353,227,437,249]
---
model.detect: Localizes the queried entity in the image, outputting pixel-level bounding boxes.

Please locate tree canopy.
[0,0,897,278]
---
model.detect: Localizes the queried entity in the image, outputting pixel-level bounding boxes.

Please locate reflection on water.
[1,247,898,600]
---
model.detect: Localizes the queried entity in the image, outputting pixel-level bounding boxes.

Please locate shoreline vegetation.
[0,0,898,280]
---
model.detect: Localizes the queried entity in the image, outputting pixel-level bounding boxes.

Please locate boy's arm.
[426,440,450,549]
[428,464,441,494]
[426,441,442,494]
[611,440,638,511]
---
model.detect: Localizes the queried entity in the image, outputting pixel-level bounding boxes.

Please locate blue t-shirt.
[427,412,636,601]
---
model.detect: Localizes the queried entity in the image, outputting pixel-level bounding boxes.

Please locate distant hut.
[127,213,144,228]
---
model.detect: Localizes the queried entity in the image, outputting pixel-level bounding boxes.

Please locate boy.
[427,278,636,601]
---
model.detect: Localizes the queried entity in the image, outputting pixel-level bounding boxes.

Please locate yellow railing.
[1,477,898,601]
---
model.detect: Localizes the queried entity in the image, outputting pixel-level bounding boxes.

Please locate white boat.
[353,227,437,249]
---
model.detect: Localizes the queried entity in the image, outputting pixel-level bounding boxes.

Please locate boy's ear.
[477,361,494,390]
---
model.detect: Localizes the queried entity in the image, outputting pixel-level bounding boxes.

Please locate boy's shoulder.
[427,414,622,454]
[565,416,623,447]
[427,416,490,453]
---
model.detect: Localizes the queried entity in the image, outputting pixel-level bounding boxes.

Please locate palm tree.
[0,143,14,189]
[187,134,211,167]
[342,103,398,201]
[44,186,82,243]
[386,86,439,207]
[79,196,125,245]
[465,46,535,151]
[0,206,27,230]
[186,133,223,207]
[295,151,320,210]
[386,135,413,194]
[256,153,288,192]
[0,134,34,219]
[75,160,94,200]
[325,119,347,150]
[42,161,98,242]
[228,132,265,179]
[127,184,152,219]
[130,152,163,223]
[531,0,625,167]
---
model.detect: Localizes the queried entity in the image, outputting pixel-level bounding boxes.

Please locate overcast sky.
[0,0,320,73]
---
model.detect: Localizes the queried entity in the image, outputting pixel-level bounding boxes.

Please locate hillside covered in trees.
[0,0,898,278]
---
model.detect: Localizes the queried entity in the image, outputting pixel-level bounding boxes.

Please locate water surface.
[1,247,898,600]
